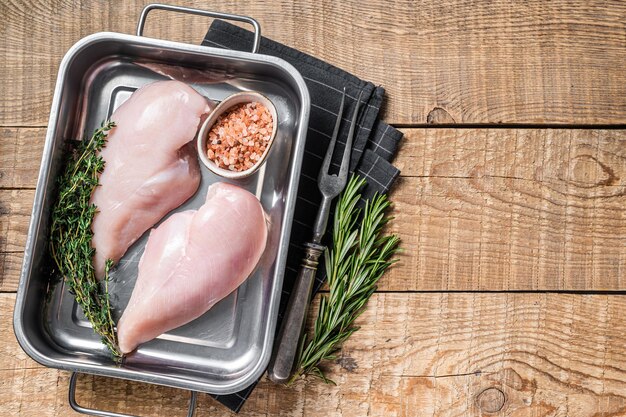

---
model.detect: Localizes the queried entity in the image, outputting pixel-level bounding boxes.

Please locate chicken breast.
[117,182,268,354]
[91,80,213,277]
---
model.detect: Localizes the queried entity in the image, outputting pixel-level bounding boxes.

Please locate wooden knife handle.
[267,242,325,384]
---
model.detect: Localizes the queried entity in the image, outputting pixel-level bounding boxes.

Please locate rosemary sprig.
[291,175,400,384]
[49,121,121,360]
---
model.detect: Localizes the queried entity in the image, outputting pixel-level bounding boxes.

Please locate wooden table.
[2,1,625,415]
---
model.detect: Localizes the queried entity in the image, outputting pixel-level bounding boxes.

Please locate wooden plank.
[388,128,626,291]
[0,128,44,189]
[0,252,22,292]
[1,0,626,126]
[3,292,626,416]
[1,128,625,291]
[0,189,33,253]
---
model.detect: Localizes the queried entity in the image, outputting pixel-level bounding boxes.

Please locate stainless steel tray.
[13,4,309,399]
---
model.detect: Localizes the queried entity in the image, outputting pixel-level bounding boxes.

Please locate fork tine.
[319,87,346,178]
[337,89,364,181]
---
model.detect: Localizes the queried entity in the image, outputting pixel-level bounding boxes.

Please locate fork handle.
[268,242,325,384]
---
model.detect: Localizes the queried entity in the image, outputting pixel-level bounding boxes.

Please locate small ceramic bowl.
[197,91,278,179]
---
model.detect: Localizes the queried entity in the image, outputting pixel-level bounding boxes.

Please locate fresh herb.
[291,175,400,384]
[49,121,121,360]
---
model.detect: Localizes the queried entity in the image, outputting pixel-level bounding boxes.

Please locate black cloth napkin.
[202,20,403,412]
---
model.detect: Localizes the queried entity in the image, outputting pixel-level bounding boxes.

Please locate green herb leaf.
[290,175,400,384]
[50,121,121,360]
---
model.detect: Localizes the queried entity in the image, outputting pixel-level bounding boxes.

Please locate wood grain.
[1,0,626,126]
[0,252,22,292]
[4,292,626,416]
[2,127,624,292]
[0,189,33,253]
[0,128,44,189]
[389,128,626,291]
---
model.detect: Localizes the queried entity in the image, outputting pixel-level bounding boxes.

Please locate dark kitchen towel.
[203,20,403,412]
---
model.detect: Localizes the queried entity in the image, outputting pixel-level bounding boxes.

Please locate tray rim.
[13,31,310,394]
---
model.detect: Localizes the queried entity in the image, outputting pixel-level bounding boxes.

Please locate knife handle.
[268,242,325,384]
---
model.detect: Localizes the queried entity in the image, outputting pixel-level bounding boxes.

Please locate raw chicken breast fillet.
[91,80,212,277]
[117,182,268,354]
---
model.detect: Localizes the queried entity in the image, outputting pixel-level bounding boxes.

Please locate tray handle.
[137,3,262,53]
[68,372,198,417]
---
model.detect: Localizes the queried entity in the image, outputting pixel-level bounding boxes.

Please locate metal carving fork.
[268,88,364,384]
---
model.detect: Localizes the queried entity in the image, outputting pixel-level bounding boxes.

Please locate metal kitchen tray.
[13,3,310,401]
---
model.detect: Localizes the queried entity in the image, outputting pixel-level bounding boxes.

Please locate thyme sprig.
[291,176,400,384]
[49,121,121,360]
